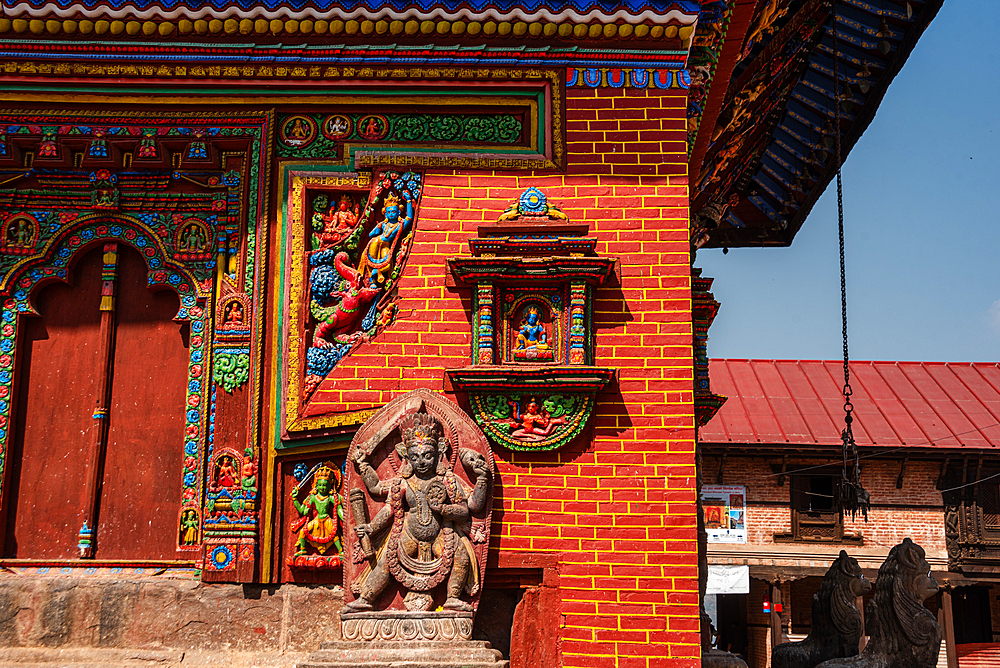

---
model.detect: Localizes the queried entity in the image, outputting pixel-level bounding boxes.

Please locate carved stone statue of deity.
[340,389,495,642]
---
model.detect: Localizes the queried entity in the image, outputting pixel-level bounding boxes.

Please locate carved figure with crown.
[357,189,414,288]
[345,410,489,614]
[292,465,344,561]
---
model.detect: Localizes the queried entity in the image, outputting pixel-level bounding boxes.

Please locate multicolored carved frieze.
[280,171,422,436]
[287,460,345,570]
[685,0,733,151]
[214,291,252,394]
[276,112,525,158]
[446,188,616,451]
[0,109,269,578]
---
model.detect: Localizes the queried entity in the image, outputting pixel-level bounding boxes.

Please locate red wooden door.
[3,248,104,558]
[97,248,188,560]
[3,245,190,560]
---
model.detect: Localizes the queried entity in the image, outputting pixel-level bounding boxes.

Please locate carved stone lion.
[772,550,871,668]
[817,539,942,668]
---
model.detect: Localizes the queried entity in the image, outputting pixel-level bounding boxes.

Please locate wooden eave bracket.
[896,455,909,489]
[445,365,615,393]
[777,454,788,487]
[936,457,951,491]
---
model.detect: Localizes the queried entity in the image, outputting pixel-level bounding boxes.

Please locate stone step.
[0,647,308,667]
[0,648,183,665]
[299,640,508,668]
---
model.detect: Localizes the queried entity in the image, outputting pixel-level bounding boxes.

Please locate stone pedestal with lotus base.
[340,610,473,642]
[297,640,509,668]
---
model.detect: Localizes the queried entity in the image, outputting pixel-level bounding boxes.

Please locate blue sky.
[697,1,1000,363]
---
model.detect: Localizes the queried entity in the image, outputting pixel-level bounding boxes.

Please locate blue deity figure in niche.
[514,305,554,361]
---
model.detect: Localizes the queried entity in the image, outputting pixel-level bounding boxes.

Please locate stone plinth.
[340,611,473,642]
[703,649,749,668]
[298,640,508,668]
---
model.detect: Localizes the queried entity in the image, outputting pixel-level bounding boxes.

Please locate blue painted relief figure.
[358,190,414,287]
[514,305,553,361]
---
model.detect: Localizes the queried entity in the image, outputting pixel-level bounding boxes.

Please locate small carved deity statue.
[344,412,491,613]
[291,466,344,556]
[314,194,360,250]
[216,456,237,488]
[357,191,414,288]
[179,510,199,546]
[225,301,244,325]
[290,118,310,140]
[511,398,565,439]
[180,223,207,252]
[9,218,32,247]
[514,305,552,360]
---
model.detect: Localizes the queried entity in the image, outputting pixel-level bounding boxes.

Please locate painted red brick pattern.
[320,87,699,666]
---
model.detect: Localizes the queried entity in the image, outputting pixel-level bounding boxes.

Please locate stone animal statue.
[772,550,872,668]
[817,538,942,668]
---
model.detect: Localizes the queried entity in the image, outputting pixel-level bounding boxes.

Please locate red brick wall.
[704,455,946,551]
[314,87,699,666]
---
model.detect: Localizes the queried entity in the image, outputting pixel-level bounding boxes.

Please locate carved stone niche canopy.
[445,188,617,452]
[341,389,495,642]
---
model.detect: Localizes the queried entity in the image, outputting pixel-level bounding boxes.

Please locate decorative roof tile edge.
[1,4,700,26]
[0,15,699,43]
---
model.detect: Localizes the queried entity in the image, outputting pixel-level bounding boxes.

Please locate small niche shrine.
[447,188,617,451]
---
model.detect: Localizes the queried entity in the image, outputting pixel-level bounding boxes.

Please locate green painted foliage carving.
[214,351,251,393]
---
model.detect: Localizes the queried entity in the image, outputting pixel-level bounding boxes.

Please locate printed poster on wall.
[702,484,747,544]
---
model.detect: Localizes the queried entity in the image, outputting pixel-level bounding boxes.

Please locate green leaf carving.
[213,351,250,393]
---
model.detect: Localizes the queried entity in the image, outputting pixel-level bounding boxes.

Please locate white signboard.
[702,484,747,544]
[706,564,750,594]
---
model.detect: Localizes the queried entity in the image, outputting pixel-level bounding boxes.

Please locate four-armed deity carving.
[340,389,494,641]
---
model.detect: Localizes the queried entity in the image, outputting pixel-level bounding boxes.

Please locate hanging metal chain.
[831,4,869,521]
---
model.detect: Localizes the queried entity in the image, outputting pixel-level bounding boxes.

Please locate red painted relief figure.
[357,190,414,288]
[345,412,491,613]
[291,466,344,557]
[311,252,381,348]
[511,398,566,439]
[216,456,237,488]
[313,194,359,250]
[224,301,244,325]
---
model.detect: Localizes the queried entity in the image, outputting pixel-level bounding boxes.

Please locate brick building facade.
[699,359,1000,668]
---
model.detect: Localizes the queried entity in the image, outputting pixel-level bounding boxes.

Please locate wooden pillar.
[939,587,958,668]
[770,582,783,650]
[78,242,118,558]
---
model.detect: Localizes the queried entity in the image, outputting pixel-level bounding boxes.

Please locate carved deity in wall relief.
[341,389,494,626]
[345,412,490,612]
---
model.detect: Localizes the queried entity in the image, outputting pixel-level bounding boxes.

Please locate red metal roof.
[700,360,1000,449]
